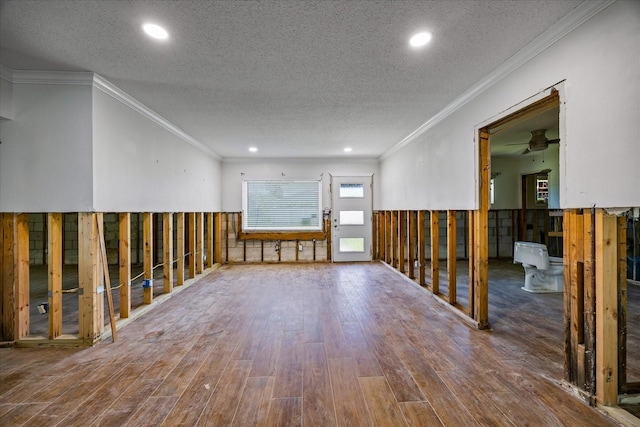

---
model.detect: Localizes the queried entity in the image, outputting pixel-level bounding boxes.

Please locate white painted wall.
[0,73,13,120]
[92,87,221,212]
[0,82,94,212]
[222,158,379,212]
[380,1,640,210]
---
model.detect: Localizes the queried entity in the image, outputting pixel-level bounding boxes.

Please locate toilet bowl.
[513,241,564,293]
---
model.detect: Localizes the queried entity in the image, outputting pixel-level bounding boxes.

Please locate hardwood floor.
[0,262,625,426]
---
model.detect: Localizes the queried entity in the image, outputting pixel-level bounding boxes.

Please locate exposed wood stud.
[595,209,618,406]
[214,212,222,264]
[583,210,596,396]
[398,211,405,274]
[447,210,457,305]
[391,211,397,268]
[418,211,426,286]
[468,210,475,315]
[430,210,439,294]
[48,213,63,339]
[96,213,117,342]
[196,212,204,274]
[408,211,416,280]
[119,213,131,317]
[617,215,627,394]
[473,129,490,329]
[225,213,229,264]
[176,213,185,285]
[78,212,102,342]
[385,211,391,264]
[189,212,196,278]
[163,213,173,294]
[206,212,214,268]
[143,212,153,305]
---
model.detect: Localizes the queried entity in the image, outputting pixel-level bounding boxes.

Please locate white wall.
[380,1,640,210]
[0,82,94,212]
[92,87,221,212]
[222,158,380,212]
[0,73,13,120]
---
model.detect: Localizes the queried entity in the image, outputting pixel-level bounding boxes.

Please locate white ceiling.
[0,0,583,159]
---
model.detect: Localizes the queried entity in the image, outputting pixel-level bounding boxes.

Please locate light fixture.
[344,147,352,153]
[409,31,432,48]
[142,23,169,40]
[249,147,258,152]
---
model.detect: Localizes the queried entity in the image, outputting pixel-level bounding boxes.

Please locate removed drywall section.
[92,85,222,213]
[0,82,94,212]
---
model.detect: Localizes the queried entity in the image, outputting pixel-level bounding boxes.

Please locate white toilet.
[513,241,564,293]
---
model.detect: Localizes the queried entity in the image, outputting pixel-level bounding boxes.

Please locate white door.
[331,175,372,262]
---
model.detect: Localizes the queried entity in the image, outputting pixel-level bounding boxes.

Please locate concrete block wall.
[488,210,515,258]
[28,213,46,265]
[222,212,328,263]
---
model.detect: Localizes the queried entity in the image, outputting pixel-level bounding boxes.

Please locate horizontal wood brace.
[238,231,327,241]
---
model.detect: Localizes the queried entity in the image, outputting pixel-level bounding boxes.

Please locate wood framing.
[408,211,416,279]
[391,211,397,268]
[418,211,426,286]
[214,212,222,264]
[196,212,204,274]
[176,212,185,286]
[472,129,490,329]
[430,210,439,294]
[385,211,391,264]
[78,212,102,342]
[398,211,405,274]
[119,213,131,318]
[48,213,63,339]
[189,212,196,277]
[617,215,627,395]
[143,212,153,305]
[206,212,214,268]
[1,213,30,341]
[163,213,173,294]
[97,213,117,341]
[447,210,457,305]
[595,209,618,406]
[468,210,475,316]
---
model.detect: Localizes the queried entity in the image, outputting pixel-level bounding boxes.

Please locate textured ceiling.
[0,0,583,159]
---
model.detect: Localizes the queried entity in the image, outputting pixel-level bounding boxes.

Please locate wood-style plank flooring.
[0,262,626,426]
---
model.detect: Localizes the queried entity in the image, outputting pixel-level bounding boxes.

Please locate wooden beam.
[595,209,618,406]
[447,210,457,305]
[326,218,331,261]
[96,213,117,342]
[188,212,196,278]
[206,212,214,268]
[385,211,391,264]
[430,211,439,294]
[143,212,153,305]
[569,210,583,385]
[487,90,560,135]
[176,213,185,286]
[408,211,415,279]
[583,210,596,396]
[224,213,229,264]
[468,210,475,316]
[418,211,426,286]
[214,212,222,264]
[239,230,327,241]
[196,212,204,275]
[474,129,490,329]
[398,211,405,274]
[15,214,30,339]
[617,215,627,395]
[118,213,131,318]
[78,212,102,342]
[391,211,397,268]
[163,213,173,294]
[48,213,63,339]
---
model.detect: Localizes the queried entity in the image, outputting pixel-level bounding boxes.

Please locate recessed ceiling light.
[249,147,258,152]
[344,147,352,152]
[143,23,169,40]
[409,32,432,48]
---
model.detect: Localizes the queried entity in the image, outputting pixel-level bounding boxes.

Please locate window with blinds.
[242,180,322,231]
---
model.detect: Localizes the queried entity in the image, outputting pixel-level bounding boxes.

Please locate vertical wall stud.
[48,213,63,339]
[617,215,627,394]
[163,213,173,293]
[430,210,439,294]
[143,212,153,305]
[176,213,185,285]
[214,212,222,264]
[472,130,490,329]
[189,212,196,278]
[468,210,475,315]
[196,212,204,274]
[447,210,457,305]
[418,211,426,286]
[119,213,131,318]
[595,209,618,406]
[398,211,405,273]
[408,211,416,279]
[78,212,102,342]
[206,212,214,268]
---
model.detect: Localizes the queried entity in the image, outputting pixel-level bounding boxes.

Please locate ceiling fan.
[507,129,560,154]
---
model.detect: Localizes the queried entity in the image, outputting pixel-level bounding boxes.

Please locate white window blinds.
[242,180,322,230]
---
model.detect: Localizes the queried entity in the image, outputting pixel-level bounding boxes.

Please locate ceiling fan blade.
[548,138,560,144]
[520,147,530,155]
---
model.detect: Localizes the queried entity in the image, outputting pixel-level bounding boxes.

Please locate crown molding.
[379,0,615,161]
[91,74,221,160]
[4,68,220,160]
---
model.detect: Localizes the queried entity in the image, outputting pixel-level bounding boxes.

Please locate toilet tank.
[514,241,550,269]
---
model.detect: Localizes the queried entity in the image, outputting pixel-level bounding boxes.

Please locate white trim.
[5,69,221,160]
[379,0,614,161]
